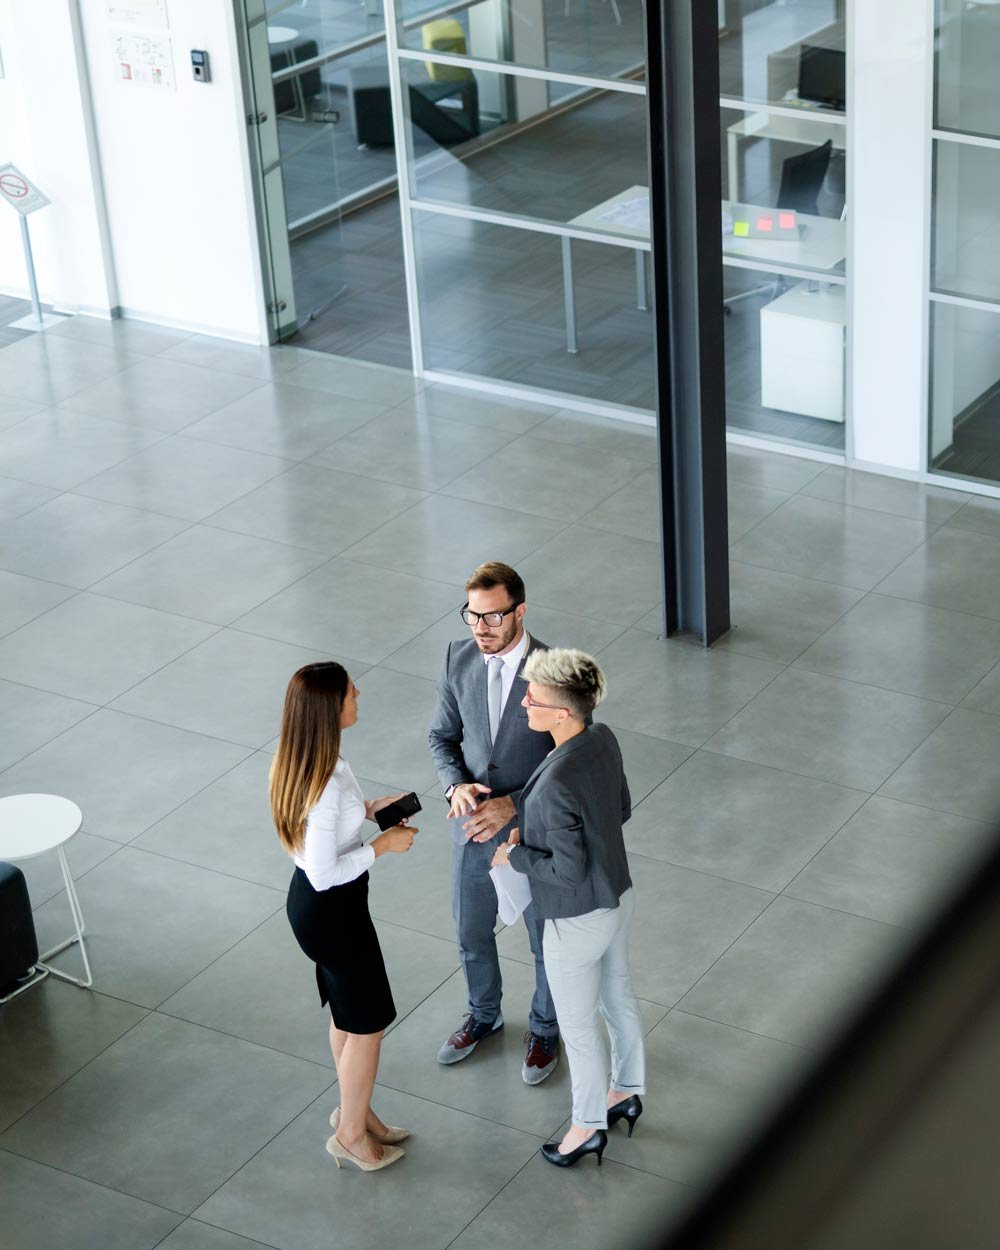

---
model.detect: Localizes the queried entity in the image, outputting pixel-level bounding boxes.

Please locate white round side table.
[0,794,92,999]
[266,25,299,44]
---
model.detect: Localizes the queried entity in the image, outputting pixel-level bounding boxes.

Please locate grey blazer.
[428,634,553,838]
[511,722,632,920]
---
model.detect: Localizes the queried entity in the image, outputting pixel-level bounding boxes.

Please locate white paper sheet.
[594,195,650,233]
[490,862,533,925]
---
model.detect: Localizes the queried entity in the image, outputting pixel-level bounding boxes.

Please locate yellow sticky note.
[733,220,749,237]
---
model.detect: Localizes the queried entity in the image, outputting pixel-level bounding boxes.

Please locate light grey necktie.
[487,656,504,744]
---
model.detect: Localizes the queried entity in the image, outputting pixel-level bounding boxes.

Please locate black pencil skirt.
[286,867,396,1035]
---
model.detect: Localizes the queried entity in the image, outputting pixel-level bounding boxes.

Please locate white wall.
[78,0,267,340]
[0,0,268,342]
[848,0,933,471]
[0,0,117,316]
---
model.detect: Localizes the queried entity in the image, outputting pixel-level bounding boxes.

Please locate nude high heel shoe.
[326,1133,405,1172]
[329,1106,410,1145]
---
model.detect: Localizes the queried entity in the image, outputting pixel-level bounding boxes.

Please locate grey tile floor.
[0,321,997,1250]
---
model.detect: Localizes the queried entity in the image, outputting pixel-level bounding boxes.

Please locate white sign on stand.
[0,164,50,216]
[0,164,69,332]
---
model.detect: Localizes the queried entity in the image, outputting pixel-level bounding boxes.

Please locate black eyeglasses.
[460,603,520,628]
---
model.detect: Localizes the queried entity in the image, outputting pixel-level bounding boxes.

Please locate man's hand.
[464,795,516,843]
[448,782,491,819]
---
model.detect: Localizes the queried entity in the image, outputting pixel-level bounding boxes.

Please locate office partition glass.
[934,0,1000,140]
[397,0,646,84]
[401,62,648,222]
[719,4,849,452]
[932,141,1000,306]
[718,0,846,112]
[929,301,1000,482]
[411,209,654,407]
[386,0,655,415]
[929,1,1000,486]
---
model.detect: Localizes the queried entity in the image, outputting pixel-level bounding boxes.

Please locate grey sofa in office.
[270,38,323,117]
[0,861,39,999]
[348,66,479,148]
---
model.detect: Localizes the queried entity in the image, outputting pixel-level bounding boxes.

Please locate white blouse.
[293,758,376,891]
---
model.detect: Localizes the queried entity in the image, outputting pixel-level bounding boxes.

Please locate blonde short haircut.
[523,647,607,718]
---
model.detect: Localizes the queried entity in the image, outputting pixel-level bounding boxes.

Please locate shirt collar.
[483,629,530,670]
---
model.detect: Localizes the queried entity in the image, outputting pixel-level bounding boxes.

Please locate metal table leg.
[38,845,92,988]
[635,249,648,311]
[727,128,739,202]
[0,965,48,1003]
[561,236,578,353]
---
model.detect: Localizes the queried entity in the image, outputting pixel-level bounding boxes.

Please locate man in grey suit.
[428,562,560,1083]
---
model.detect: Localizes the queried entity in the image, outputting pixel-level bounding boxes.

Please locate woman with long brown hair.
[270,661,417,1173]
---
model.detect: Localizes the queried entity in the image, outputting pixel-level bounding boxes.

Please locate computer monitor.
[797,44,846,111]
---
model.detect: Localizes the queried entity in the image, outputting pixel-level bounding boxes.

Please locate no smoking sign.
[0,164,50,216]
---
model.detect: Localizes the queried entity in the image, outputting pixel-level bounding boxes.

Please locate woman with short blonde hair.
[492,648,646,1167]
[271,661,417,1173]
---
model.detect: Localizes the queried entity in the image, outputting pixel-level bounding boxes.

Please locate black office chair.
[774,138,833,216]
[724,138,833,311]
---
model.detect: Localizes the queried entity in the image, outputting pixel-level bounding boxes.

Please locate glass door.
[241,0,347,340]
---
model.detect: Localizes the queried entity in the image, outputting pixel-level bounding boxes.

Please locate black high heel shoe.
[540,1129,607,1168]
[607,1095,643,1138]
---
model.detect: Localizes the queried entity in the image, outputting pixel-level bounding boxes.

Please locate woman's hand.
[373,823,418,857]
[366,792,407,822]
[490,833,517,869]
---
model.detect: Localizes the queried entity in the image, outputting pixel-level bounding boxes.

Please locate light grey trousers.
[542,887,645,1129]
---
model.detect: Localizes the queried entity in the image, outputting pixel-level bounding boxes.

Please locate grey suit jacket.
[428,634,552,841]
[511,722,632,920]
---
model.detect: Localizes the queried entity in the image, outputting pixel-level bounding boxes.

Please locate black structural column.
[645,0,730,645]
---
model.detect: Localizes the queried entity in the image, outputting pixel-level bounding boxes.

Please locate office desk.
[560,186,846,352]
[726,109,846,203]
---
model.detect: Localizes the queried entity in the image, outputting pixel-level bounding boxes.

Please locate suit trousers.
[451,833,558,1037]
[542,887,645,1129]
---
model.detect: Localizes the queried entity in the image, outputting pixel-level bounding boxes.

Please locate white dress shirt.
[483,629,529,719]
[294,757,375,891]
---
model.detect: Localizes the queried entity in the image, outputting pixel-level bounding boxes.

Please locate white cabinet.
[760,285,846,423]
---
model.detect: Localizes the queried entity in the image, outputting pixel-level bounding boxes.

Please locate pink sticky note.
[757,216,773,232]
[779,212,796,230]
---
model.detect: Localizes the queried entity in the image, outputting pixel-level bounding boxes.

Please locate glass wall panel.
[935,0,1000,139]
[723,270,846,450]
[396,0,645,84]
[932,140,1000,306]
[718,0,845,112]
[719,44,848,452]
[929,301,1000,483]
[413,209,655,407]
[401,62,648,227]
[384,0,654,412]
[243,1,417,366]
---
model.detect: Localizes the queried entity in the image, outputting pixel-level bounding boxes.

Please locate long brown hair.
[269,662,351,854]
